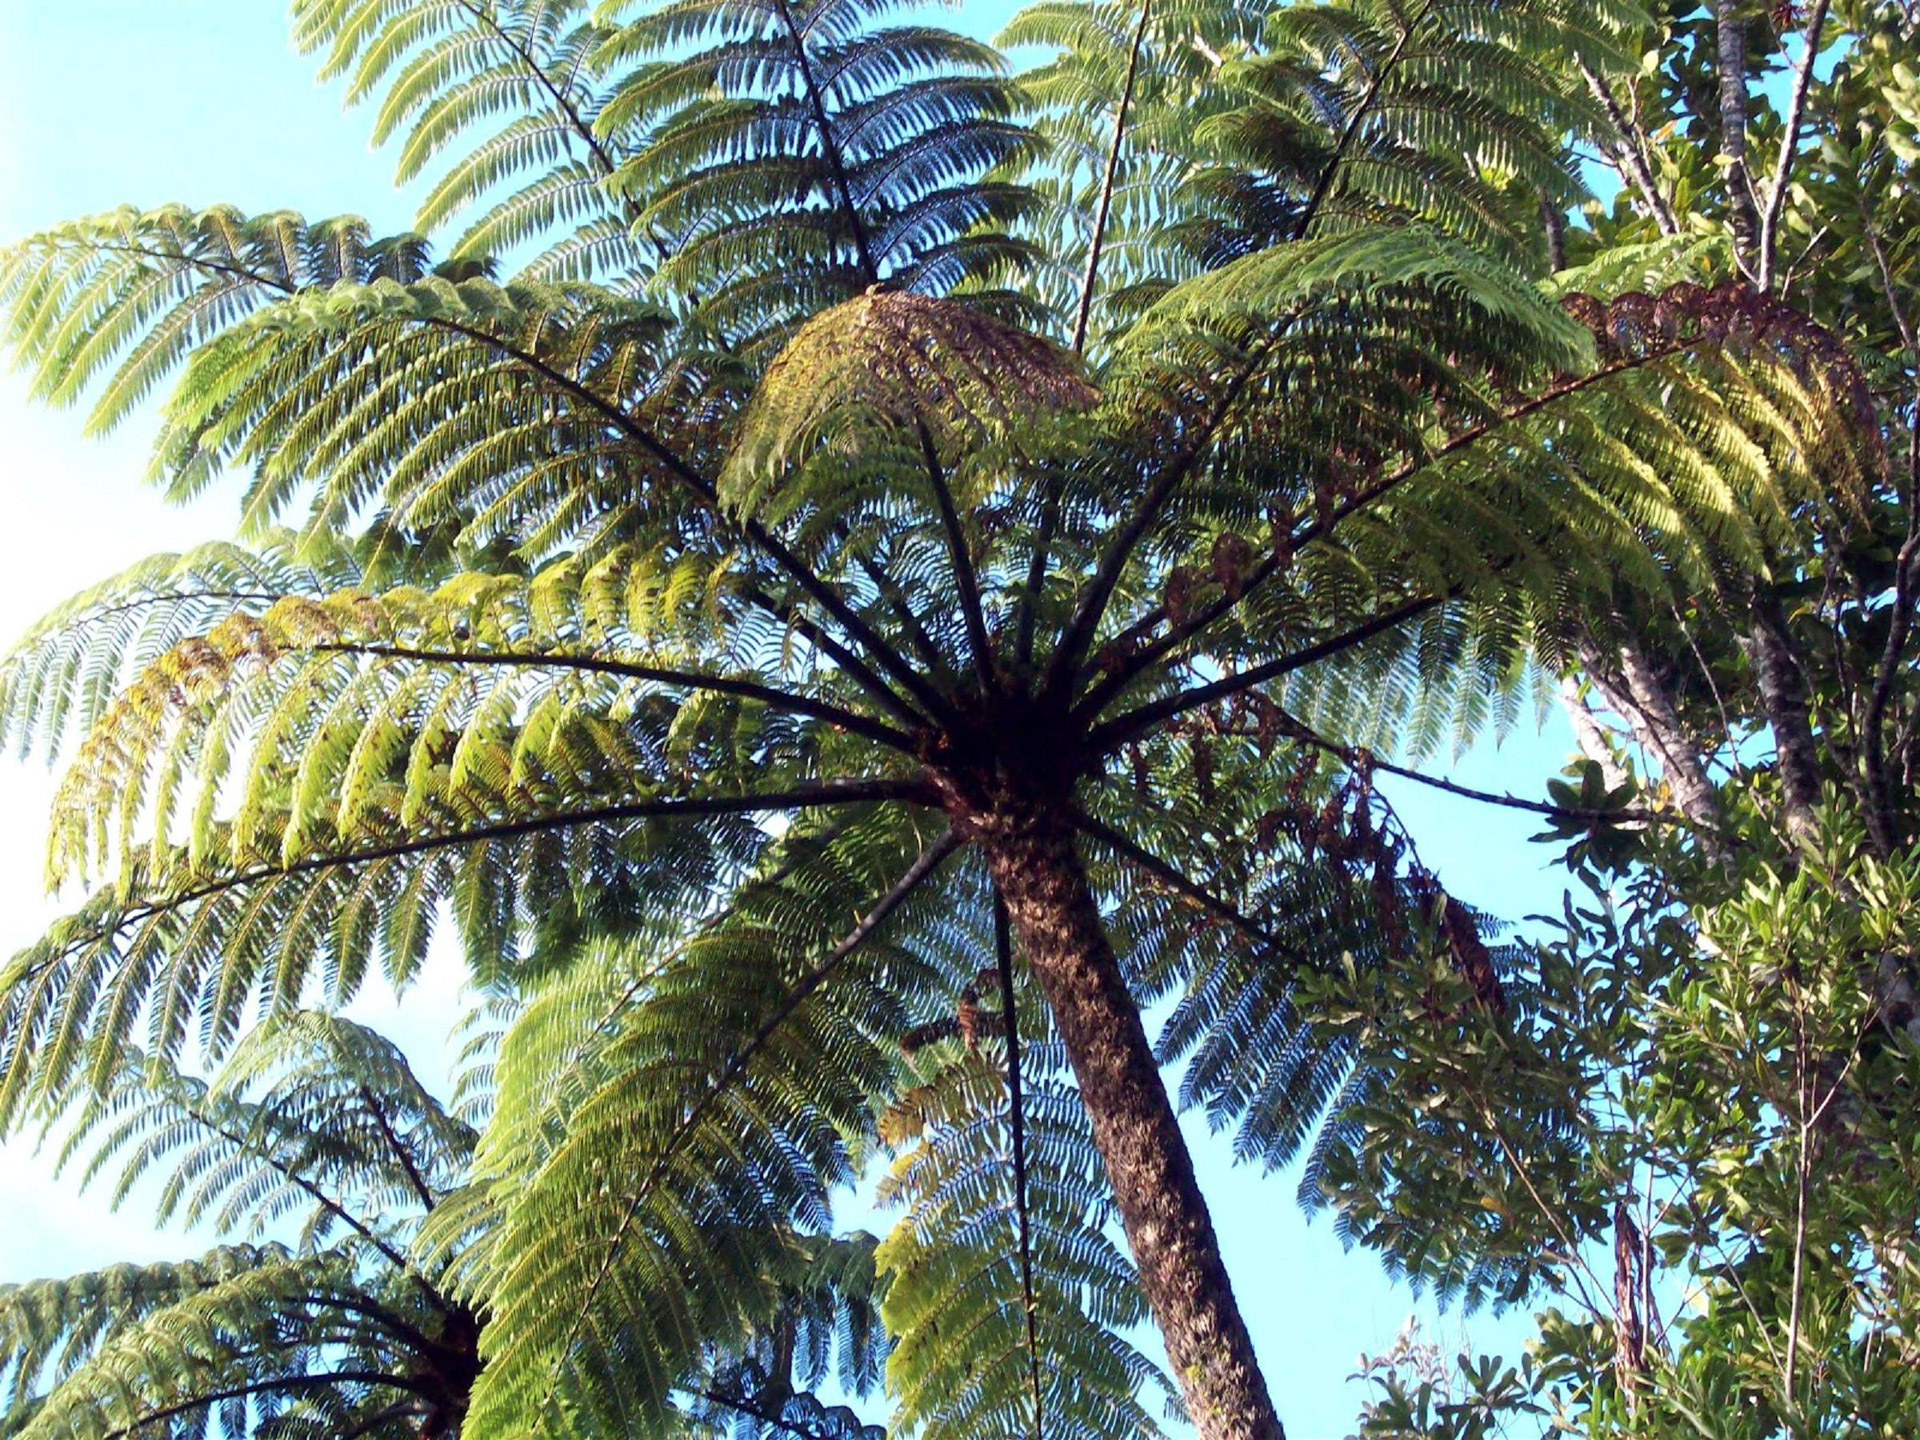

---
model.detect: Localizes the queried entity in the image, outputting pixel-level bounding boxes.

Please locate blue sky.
[0,5,1582,1435]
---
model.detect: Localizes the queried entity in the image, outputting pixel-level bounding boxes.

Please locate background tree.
[1277,2,1920,1430]
[0,1,1877,1436]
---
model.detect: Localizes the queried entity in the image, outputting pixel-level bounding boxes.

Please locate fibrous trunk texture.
[975,795,1285,1440]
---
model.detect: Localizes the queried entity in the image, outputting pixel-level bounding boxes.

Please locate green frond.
[460,813,973,1440]
[877,1053,1176,1439]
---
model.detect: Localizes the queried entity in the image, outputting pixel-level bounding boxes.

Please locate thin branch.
[545,830,962,1414]
[1757,0,1833,291]
[1071,1,1153,354]
[1578,59,1680,235]
[1712,0,1762,277]
[994,899,1045,1440]
[310,642,916,753]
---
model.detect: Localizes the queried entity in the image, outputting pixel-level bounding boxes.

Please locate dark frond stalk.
[1044,348,1267,698]
[694,1388,849,1440]
[448,0,626,190]
[313,643,916,753]
[1292,0,1436,241]
[855,553,954,680]
[1021,0,1154,676]
[1070,0,1153,355]
[1273,715,1682,829]
[1757,0,1833,291]
[915,422,997,690]
[186,1109,434,1292]
[993,900,1044,1440]
[1088,593,1441,752]
[774,0,878,280]
[420,313,953,727]
[355,1083,437,1210]
[1076,809,1288,952]
[739,583,935,730]
[976,799,1283,1440]
[99,1371,433,1440]
[10,781,935,1005]
[1075,342,1712,721]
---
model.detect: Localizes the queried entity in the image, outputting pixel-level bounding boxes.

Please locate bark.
[1578,636,1734,866]
[1712,0,1761,271]
[1539,191,1567,274]
[971,794,1285,1440]
[1558,676,1630,792]
[1743,588,1822,844]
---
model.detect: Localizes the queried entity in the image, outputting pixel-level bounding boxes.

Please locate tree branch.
[1578,60,1680,236]
[449,0,628,192]
[414,311,954,725]
[1713,0,1762,277]
[1757,0,1833,291]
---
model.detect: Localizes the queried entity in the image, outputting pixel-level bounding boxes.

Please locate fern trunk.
[975,792,1285,1440]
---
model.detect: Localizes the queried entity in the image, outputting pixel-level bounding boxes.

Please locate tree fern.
[0,5,1889,1436]
[3,1014,484,1440]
